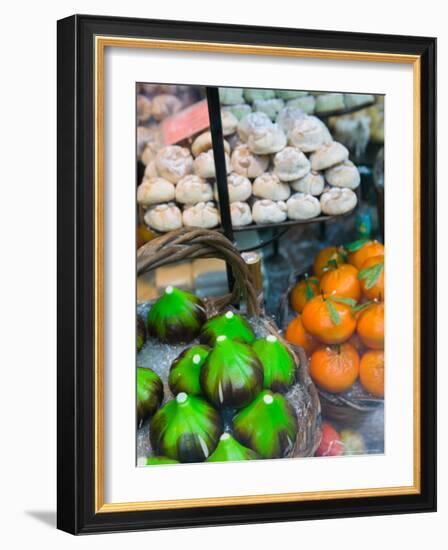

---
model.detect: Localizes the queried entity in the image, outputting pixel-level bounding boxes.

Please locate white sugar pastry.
[320,187,357,215]
[252,98,285,121]
[175,175,213,204]
[220,109,238,135]
[219,87,244,105]
[252,199,287,224]
[253,173,291,201]
[288,115,333,152]
[182,202,220,228]
[276,107,306,134]
[143,161,158,179]
[137,126,153,157]
[191,131,230,157]
[243,89,276,103]
[137,95,152,123]
[193,149,231,179]
[310,141,349,171]
[214,173,252,203]
[247,124,287,155]
[155,146,193,183]
[286,193,321,220]
[325,160,360,190]
[237,112,273,142]
[137,177,175,207]
[230,144,269,179]
[144,203,182,232]
[230,202,253,227]
[273,146,311,182]
[290,171,325,195]
[151,94,182,121]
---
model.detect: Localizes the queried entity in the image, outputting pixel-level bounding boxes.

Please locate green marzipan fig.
[147,286,206,344]
[206,433,260,462]
[137,367,164,425]
[199,311,255,346]
[233,390,298,459]
[146,456,179,465]
[200,335,263,409]
[168,345,210,396]
[150,393,223,463]
[137,317,146,352]
[253,335,296,393]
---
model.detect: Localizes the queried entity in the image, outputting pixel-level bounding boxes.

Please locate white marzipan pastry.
[237,112,273,142]
[247,124,287,155]
[253,173,291,201]
[151,94,182,121]
[288,115,333,153]
[220,109,238,136]
[137,177,175,207]
[286,95,316,115]
[320,187,357,215]
[137,95,152,123]
[325,160,361,190]
[214,173,252,203]
[273,146,311,182]
[287,193,321,220]
[143,161,158,179]
[230,144,269,179]
[310,141,349,171]
[144,203,182,232]
[155,146,193,183]
[252,98,285,121]
[290,171,325,195]
[252,199,287,224]
[230,201,253,226]
[137,126,153,157]
[193,149,231,179]
[191,131,230,157]
[182,201,220,228]
[175,175,213,204]
[276,107,306,134]
[223,104,252,121]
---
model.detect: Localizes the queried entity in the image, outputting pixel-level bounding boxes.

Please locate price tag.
[161,99,210,144]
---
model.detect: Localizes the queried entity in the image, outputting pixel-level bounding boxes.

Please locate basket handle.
[137,228,261,316]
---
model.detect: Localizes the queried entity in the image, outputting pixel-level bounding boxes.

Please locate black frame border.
[57,14,436,534]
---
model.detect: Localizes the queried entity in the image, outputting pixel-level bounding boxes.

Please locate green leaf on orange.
[331,296,357,307]
[358,262,384,289]
[305,280,315,302]
[352,301,375,314]
[344,239,369,252]
[326,300,341,326]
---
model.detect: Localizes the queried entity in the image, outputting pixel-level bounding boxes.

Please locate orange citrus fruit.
[313,246,346,278]
[290,276,320,314]
[358,255,384,301]
[319,264,361,302]
[302,295,356,344]
[347,240,384,270]
[357,302,384,349]
[310,343,360,393]
[360,350,384,397]
[285,315,318,354]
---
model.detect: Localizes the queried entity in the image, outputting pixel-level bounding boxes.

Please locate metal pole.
[206,87,235,293]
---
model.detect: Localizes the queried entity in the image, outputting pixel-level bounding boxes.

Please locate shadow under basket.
[137,228,322,459]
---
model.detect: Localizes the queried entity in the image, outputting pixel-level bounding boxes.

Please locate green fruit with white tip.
[233,390,298,459]
[150,393,222,463]
[199,311,255,346]
[137,317,146,352]
[168,345,210,396]
[253,335,296,392]
[200,335,263,409]
[207,433,260,462]
[147,286,206,344]
[146,456,179,465]
[137,367,164,424]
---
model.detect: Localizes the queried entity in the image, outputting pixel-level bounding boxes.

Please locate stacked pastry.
[138,88,364,232]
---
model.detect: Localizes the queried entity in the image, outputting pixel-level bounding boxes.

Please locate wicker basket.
[137,228,321,458]
[280,265,383,429]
